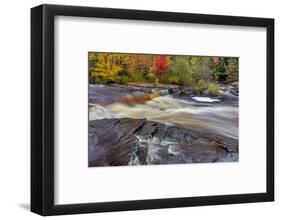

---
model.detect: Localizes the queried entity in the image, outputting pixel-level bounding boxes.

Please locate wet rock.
[89,118,238,167]
[88,118,145,166]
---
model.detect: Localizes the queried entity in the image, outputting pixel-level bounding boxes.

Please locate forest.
[88,52,238,95]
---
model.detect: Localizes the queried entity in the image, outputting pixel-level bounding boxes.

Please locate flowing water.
[89,84,238,140]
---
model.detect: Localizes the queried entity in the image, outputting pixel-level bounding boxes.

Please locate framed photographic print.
[31,4,274,216]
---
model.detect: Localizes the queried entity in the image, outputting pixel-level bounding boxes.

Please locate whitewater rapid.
[89,95,238,139]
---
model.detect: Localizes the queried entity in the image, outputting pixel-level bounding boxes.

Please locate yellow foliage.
[92,54,121,83]
[208,83,220,96]
[197,79,208,92]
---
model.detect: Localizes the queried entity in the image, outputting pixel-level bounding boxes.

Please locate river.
[89,84,238,140]
[88,84,239,166]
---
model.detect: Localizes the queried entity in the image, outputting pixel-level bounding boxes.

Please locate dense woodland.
[88,52,238,95]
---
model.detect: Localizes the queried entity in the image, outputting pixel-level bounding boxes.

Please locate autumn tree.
[123,54,153,81]
[92,54,121,83]
[88,52,238,86]
[151,56,170,80]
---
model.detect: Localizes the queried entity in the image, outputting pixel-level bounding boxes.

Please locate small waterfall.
[152,89,170,96]
[90,88,171,107]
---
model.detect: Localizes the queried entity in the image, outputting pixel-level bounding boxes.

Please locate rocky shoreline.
[89,118,238,167]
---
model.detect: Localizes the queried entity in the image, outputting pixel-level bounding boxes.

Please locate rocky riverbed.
[88,83,239,167]
[89,118,238,166]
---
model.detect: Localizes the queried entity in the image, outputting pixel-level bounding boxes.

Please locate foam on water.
[192,97,220,102]
[89,104,115,120]
[89,95,238,139]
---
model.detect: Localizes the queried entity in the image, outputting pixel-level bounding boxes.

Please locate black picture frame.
[31,4,274,216]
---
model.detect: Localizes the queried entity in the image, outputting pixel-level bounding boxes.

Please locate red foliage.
[152,56,169,77]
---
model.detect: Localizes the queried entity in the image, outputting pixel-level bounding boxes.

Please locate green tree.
[193,57,214,82]
[168,58,193,85]
[226,58,239,82]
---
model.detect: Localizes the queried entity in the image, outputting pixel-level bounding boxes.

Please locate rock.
[88,118,146,166]
[202,89,210,96]
[89,118,238,167]
[230,81,239,89]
